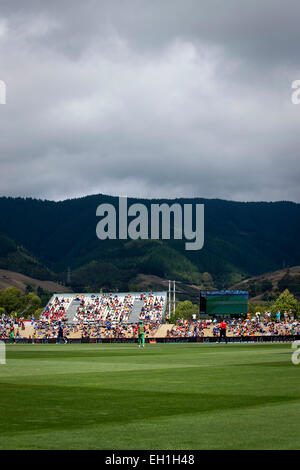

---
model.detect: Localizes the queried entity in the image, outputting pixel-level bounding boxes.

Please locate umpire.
[219,320,228,344]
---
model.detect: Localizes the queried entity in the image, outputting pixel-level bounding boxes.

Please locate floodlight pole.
[173,280,176,316]
[168,280,171,319]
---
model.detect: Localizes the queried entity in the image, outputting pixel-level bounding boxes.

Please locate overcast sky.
[0,0,300,202]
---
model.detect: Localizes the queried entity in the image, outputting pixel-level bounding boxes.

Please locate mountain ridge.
[0,194,299,292]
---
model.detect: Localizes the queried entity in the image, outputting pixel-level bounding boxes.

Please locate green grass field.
[0,342,299,449]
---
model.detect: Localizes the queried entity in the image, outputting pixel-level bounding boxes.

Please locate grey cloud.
[0,0,300,202]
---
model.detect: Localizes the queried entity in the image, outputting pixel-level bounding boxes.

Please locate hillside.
[0,268,73,294]
[0,233,56,281]
[232,266,300,301]
[0,195,299,292]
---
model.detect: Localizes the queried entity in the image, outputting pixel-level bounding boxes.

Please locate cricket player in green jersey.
[9,327,15,344]
[134,320,145,348]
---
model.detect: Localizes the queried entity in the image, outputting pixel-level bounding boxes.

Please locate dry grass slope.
[0,269,73,294]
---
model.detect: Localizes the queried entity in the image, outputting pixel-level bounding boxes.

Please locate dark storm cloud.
[0,0,300,202]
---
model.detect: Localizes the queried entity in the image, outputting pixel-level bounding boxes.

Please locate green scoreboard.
[200,290,248,316]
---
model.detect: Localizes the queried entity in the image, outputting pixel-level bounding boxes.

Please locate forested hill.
[0,195,299,292]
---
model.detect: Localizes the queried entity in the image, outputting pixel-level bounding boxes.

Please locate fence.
[2,335,299,344]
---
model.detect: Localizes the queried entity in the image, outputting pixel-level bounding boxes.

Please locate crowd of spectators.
[2,294,299,341]
[166,314,300,338]
[31,292,166,340]
[29,296,72,341]
[79,321,161,340]
[0,314,14,339]
[139,294,165,322]
[40,296,71,323]
[0,314,25,341]
[167,319,211,338]
[74,294,134,325]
